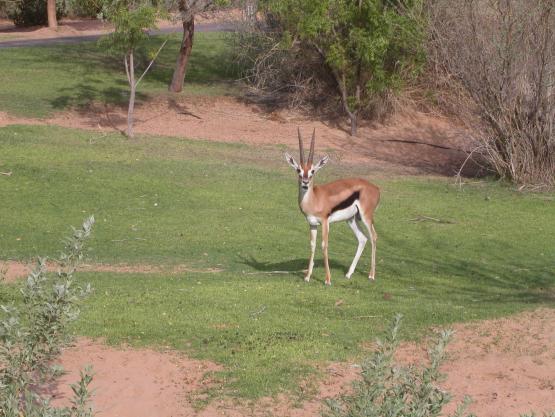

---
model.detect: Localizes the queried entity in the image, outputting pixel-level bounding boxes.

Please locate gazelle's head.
[285,128,330,190]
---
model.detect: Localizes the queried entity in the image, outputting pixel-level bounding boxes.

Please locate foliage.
[65,0,103,18]
[5,0,64,26]
[428,0,555,188]
[98,2,158,54]
[324,314,473,417]
[1,125,554,398]
[0,217,95,417]
[245,0,426,134]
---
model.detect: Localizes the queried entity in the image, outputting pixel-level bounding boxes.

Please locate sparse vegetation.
[0,217,95,417]
[324,314,472,417]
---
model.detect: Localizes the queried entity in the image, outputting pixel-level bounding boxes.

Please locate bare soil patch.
[47,308,554,417]
[0,95,478,176]
[0,260,223,283]
[48,338,221,417]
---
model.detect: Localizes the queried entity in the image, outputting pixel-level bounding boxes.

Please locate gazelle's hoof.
[345,273,352,279]
[368,275,375,281]
[304,276,310,282]
[324,280,332,286]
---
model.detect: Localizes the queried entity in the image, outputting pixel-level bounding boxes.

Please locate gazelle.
[285,129,380,286]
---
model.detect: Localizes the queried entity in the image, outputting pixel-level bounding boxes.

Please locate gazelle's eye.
[296,168,301,173]
[310,170,315,175]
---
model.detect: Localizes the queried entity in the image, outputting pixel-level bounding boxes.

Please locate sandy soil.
[0,260,223,282]
[0,95,478,177]
[0,10,241,40]
[46,308,554,417]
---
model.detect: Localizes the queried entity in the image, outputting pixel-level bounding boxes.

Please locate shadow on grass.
[50,80,143,111]
[378,231,555,304]
[238,254,353,282]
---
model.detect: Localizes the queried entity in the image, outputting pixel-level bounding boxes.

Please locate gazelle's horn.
[308,128,316,164]
[297,127,305,165]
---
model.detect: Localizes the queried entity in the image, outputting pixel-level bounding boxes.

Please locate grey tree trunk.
[127,52,136,139]
[350,113,357,136]
[47,0,57,28]
[169,15,195,93]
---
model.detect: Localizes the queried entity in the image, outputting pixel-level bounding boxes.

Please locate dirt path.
[0,260,223,282]
[0,95,477,177]
[48,308,554,417]
[0,10,241,43]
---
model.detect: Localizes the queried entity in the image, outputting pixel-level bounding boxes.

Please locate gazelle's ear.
[313,155,330,172]
[284,153,301,171]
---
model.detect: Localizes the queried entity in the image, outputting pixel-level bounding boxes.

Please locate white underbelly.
[329,203,358,223]
[306,214,320,226]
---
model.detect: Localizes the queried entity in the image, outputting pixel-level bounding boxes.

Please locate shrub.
[428,0,555,188]
[234,0,426,135]
[0,217,95,417]
[324,314,473,417]
[7,0,65,26]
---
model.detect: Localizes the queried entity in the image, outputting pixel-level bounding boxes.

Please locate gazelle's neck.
[298,181,314,207]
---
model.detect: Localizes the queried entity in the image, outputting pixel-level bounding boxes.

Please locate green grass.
[0,124,554,399]
[0,32,240,118]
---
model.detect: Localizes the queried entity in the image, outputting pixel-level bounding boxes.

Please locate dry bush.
[428,0,555,188]
[231,21,338,112]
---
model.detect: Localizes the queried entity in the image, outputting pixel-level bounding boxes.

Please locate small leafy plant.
[98,2,167,138]
[0,216,95,417]
[324,314,473,417]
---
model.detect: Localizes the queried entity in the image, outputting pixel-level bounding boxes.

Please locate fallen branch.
[410,215,455,224]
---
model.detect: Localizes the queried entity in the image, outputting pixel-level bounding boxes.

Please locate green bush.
[7,0,65,27]
[238,0,426,135]
[324,314,473,417]
[65,0,102,17]
[0,217,95,417]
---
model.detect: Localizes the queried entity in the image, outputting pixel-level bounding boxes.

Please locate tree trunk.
[47,0,57,29]
[127,52,136,139]
[169,15,195,93]
[350,113,357,136]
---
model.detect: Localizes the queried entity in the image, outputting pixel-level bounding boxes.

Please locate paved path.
[0,22,234,48]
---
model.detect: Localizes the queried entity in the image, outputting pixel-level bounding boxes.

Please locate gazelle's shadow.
[238,254,349,283]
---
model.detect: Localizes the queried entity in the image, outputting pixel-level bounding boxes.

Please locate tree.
[99,2,167,138]
[47,0,57,27]
[168,0,226,93]
[262,0,426,136]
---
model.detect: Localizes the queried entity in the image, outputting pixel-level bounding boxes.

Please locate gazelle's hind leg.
[345,217,367,279]
[359,213,378,280]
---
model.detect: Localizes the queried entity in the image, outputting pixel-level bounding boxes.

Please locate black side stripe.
[330,191,360,215]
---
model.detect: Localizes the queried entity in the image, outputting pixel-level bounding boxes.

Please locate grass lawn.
[1,124,553,399]
[0,32,240,118]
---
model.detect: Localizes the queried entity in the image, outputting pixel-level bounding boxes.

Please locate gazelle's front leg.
[322,219,331,285]
[305,225,318,282]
